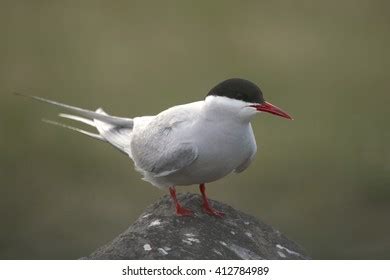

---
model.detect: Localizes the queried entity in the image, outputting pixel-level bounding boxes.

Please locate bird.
[17,78,292,218]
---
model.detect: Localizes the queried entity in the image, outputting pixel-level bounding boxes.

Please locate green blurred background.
[1,0,389,259]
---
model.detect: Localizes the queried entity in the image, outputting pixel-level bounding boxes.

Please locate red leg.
[169,187,193,216]
[199,183,225,217]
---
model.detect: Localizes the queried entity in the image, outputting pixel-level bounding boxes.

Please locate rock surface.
[82,193,309,260]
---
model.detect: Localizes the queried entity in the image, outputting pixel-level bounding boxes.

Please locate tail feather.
[17,93,134,156]
[15,93,133,128]
[59,113,96,127]
[42,119,106,141]
[93,108,133,156]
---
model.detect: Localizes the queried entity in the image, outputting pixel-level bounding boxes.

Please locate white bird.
[18,78,292,217]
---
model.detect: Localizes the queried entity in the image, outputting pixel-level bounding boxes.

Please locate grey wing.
[131,106,199,177]
[234,142,257,173]
[234,154,255,173]
[234,124,257,173]
[133,141,198,177]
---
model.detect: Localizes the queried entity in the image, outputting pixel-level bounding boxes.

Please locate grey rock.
[82,193,309,260]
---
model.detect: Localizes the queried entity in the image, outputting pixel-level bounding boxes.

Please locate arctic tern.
[18,78,292,217]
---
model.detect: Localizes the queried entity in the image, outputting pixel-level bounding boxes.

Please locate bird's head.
[205,78,292,122]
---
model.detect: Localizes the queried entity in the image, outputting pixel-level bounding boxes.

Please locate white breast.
[154,121,257,187]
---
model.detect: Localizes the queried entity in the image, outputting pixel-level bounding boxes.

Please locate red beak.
[251,101,293,120]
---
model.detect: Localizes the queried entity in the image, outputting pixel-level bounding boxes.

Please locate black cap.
[206,78,264,104]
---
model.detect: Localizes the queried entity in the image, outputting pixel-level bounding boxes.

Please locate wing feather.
[130,104,199,177]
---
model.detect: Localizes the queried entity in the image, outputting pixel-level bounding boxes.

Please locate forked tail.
[16,93,134,156]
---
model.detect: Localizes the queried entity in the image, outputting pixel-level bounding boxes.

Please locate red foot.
[169,186,193,217]
[175,205,194,216]
[202,204,225,218]
[199,183,225,218]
